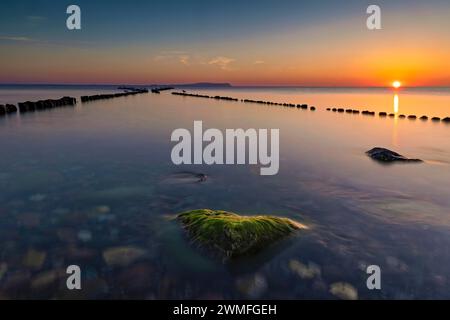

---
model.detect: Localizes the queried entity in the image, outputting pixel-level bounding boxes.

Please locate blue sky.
[1,0,450,85]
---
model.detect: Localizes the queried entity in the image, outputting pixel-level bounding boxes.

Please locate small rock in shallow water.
[366,147,422,163]
[95,205,111,214]
[17,212,40,228]
[161,172,208,185]
[103,246,146,267]
[116,263,154,292]
[2,270,31,293]
[31,269,65,289]
[77,230,93,242]
[236,273,268,299]
[56,228,77,243]
[329,282,358,300]
[289,260,321,279]
[0,263,7,281]
[52,208,70,215]
[22,249,47,270]
[97,214,115,223]
[66,246,97,261]
[29,194,47,202]
[386,256,408,272]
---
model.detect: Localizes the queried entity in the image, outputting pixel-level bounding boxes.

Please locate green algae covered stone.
[177,209,305,260]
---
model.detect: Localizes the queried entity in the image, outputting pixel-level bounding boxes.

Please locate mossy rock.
[177,209,305,260]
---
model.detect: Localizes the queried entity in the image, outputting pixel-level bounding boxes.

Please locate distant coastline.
[1,83,450,90]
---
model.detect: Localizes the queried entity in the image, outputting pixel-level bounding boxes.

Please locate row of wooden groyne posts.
[171,91,449,123]
[172,91,317,110]
[325,107,450,123]
[3,88,449,124]
[0,88,150,117]
[81,88,149,102]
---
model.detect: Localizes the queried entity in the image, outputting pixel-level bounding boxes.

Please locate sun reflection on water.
[394,94,399,114]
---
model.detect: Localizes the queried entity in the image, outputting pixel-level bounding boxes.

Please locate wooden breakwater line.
[19,96,77,113]
[326,107,450,123]
[172,92,316,110]
[151,87,174,94]
[81,87,148,102]
[0,87,150,118]
[171,91,448,123]
[1,97,76,116]
[0,104,18,116]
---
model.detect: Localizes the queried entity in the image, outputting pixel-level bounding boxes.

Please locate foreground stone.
[177,209,305,260]
[329,282,358,300]
[366,147,422,163]
[102,246,147,267]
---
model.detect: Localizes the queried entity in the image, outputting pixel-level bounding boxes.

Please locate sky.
[1,0,450,86]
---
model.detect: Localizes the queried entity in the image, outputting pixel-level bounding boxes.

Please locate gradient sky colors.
[1,0,450,86]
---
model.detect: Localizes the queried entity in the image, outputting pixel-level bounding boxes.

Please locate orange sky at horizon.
[1,4,450,86]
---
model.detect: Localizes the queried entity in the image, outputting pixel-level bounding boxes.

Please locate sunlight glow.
[393,81,401,89]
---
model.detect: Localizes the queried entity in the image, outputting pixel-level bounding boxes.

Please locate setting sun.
[393,81,402,89]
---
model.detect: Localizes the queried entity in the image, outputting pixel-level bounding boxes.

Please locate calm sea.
[0,85,449,299]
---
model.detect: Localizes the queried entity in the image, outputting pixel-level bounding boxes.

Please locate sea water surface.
[0,85,450,299]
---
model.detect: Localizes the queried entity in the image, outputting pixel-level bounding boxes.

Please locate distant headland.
[163,82,232,89]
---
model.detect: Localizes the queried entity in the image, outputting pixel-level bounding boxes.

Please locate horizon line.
[1,83,450,89]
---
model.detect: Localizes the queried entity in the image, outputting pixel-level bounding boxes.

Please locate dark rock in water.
[332,108,337,112]
[310,106,316,111]
[177,209,305,260]
[432,117,441,122]
[408,115,417,120]
[399,114,406,119]
[442,117,450,123]
[420,116,428,121]
[366,147,422,163]
[337,108,344,113]
[0,105,5,116]
[352,110,360,114]
[379,112,387,117]
[161,171,208,185]
[180,172,207,183]
[326,108,331,111]
[103,246,147,267]
[388,113,395,117]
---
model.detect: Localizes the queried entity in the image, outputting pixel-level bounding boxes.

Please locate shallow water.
[0,85,450,299]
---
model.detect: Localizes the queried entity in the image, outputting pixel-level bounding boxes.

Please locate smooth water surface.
[0,85,450,299]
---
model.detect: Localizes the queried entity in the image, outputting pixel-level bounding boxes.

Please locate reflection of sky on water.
[0,86,450,299]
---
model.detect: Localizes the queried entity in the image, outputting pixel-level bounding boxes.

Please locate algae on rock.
[177,209,305,260]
